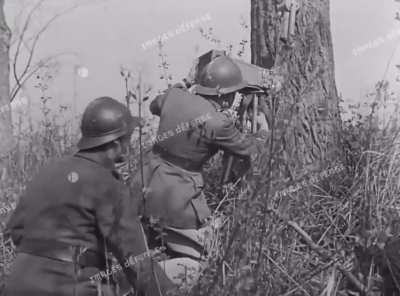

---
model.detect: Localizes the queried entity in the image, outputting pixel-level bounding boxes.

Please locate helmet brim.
[193,81,262,96]
[239,84,265,94]
[77,116,140,150]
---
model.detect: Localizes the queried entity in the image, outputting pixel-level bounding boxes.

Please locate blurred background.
[4,0,400,120]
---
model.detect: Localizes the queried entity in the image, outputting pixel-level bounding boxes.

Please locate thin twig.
[287,221,368,293]
[264,251,312,296]
[12,2,79,102]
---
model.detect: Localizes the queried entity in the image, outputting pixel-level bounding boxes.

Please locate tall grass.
[0,78,399,296]
[189,80,400,296]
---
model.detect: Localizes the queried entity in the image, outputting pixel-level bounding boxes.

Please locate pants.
[154,217,224,289]
[141,152,211,229]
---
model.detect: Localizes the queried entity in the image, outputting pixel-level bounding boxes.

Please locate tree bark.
[251,0,342,175]
[0,0,13,161]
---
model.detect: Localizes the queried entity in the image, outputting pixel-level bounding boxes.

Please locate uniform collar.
[74,151,116,172]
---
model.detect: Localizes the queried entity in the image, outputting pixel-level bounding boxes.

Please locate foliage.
[1,20,400,294]
[186,79,400,296]
[0,74,399,296]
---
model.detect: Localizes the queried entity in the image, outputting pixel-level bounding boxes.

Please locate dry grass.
[0,81,399,296]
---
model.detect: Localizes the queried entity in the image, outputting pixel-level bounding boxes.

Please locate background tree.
[0,0,75,173]
[251,0,342,177]
[0,0,13,166]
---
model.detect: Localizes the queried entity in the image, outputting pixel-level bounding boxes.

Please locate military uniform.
[134,56,268,286]
[4,151,174,296]
[140,87,266,230]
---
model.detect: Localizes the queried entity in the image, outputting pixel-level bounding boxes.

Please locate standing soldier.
[138,56,269,285]
[4,97,174,296]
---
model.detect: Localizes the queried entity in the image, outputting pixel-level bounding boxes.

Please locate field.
[1,81,400,296]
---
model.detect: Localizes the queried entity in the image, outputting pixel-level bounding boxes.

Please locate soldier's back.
[10,155,113,246]
[152,87,230,162]
[4,155,117,296]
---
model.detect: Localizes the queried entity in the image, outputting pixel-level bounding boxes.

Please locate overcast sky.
[4,0,400,118]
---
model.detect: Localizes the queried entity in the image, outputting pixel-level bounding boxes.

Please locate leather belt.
[18,238,106,269]
[152,144,203,172]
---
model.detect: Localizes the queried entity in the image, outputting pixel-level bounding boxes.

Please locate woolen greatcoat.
[138,87,267,230]
[4,152,174,296]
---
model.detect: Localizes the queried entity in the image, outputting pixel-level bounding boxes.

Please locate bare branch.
[10,2,27,46]
[11,1,80,102]
[287,221,368,294]
[12,0,45,99]
[10,52,74,101]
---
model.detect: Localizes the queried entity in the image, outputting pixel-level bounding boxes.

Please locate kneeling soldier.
[137,56,269,286]
[4,97,174,296]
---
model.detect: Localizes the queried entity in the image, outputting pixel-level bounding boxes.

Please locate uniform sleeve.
[209,114,269,183]
[95,181,174,294]
[209,113,253,157]
[149,93,167,116]
[211,113,269,156]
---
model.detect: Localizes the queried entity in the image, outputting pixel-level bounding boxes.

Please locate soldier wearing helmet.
[4,97,174,296]
[135,55,269,286]
[192,55,260,96]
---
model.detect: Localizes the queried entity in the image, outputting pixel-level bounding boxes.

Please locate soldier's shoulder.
[34,156,75,176]
[162,87,189,101]
[167,87,210,106]
[204,110,232,130]
[73,157,126,199]
[64,156,117,184]
[26,156,104,189]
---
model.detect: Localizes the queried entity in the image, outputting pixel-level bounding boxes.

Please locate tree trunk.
[251,0,342,176]
[0,0,13,162]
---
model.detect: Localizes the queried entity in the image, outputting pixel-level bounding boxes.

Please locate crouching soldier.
[4,97,174,296]
[136,55,269,287]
